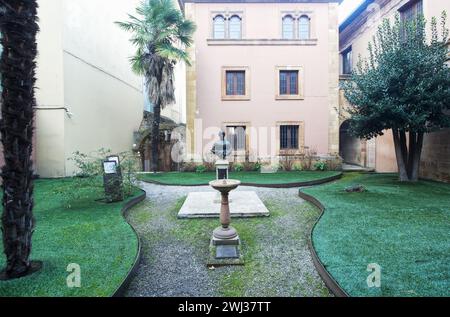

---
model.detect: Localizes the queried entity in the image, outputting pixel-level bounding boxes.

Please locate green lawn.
[138,171,341,186]
[303,173,450,297]
[0,179,141,297]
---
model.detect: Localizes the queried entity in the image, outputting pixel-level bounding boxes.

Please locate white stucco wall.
[34,0,187,177]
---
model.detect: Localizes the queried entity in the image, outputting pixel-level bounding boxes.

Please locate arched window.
[298,15,310,40]
[213,15,226,39]
[282,15,295,40]
[229,15,242,39]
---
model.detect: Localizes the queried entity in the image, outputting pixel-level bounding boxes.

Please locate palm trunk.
[151,101,161,173]
[0,0,40,279]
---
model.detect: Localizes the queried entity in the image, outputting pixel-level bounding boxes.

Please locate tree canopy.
[343,12,450,181]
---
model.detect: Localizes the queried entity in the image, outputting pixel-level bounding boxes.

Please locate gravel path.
[124,182,332,297]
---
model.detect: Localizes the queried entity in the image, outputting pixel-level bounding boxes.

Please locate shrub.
[203,161,216,172]
[196,165,207,173]
[280,158,294,171]
[253,161,262,172]
[181,160,197,172]
[119,151,141,197]
[293,163,303,171]
[233,163,244,172]
[243,161,255,172]
[314,161,328,171]
[57,149,139,208]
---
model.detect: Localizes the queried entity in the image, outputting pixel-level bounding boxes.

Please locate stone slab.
[178,191,270,219]
[216,245,239,259]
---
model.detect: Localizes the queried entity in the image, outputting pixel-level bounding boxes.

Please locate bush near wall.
[179,155,342,173]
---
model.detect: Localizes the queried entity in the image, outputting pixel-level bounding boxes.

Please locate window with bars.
[227,126,247,151]
[280,125,299,150]
[400,0,423,24]
[226,71,246,96]
[279,70,299,95]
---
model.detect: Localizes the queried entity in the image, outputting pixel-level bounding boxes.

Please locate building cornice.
[339,0,374,33]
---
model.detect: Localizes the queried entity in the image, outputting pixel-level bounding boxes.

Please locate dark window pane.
[280,70,299,95]
[342,47,352,75]
[280,125,299,150]
[280,72,287,95]
[227,126,246,151]
[226,72,233,95]
[226,71,246,96]
[290,72,298,95]
[400,0,423,40]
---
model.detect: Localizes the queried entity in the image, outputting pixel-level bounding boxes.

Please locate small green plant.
[181,160,197,172]
[314,161,328,172]
[253,161,262,172]
[196,165,207,173]
[233,163,244,172]
[119,151,141,197]
[57,149,140,208]
[293,163,303,171]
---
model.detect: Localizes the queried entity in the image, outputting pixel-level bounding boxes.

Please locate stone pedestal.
[207,179,244,266]
[215,160,229,180]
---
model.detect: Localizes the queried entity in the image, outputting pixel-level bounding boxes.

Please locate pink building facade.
[182,0,342,164]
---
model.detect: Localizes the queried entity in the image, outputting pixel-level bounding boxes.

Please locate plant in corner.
[196,165,207,174]
[117,0,196,173]
[314,161,328,172]
[0,0,41,280]
[343,12,450,182]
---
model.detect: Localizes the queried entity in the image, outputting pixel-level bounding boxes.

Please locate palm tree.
[0,0,41,280]
[117,0,196,172]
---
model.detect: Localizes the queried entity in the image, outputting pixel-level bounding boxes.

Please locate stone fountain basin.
[209,179,241,192]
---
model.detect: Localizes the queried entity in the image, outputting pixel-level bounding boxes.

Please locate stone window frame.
[210,10,245,40]
[221,66,251,101]
[275,66,304,100]
[276,121,306,156]
[279,10,316,40]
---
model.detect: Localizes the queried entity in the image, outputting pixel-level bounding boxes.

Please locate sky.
[339,0,366,24]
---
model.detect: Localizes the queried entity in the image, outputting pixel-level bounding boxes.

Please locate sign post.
[103,158,124,203]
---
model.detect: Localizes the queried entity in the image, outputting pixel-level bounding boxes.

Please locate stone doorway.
[339,121,362,165]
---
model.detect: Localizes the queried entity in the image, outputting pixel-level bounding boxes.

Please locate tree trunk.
[392,129,425,182]
[409,132,424,182]
[392,129,410,182]
[0,0,40,279]
[151,101,161,173]
[407,132,416,179]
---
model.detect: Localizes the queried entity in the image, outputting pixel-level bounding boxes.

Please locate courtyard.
[0,0,449,305]
[1,172,448,297]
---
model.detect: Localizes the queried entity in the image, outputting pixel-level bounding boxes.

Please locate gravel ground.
[124,182,332,297]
